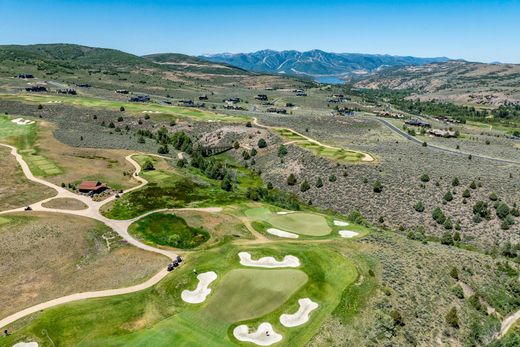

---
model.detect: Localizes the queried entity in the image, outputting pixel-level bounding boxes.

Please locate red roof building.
[78,181,107,193]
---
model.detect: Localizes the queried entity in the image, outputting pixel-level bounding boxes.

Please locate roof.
[78,181,105,190]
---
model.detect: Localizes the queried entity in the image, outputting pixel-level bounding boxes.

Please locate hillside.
[202,49,448,82]
[0,44,305,90]
[354,60,520,106]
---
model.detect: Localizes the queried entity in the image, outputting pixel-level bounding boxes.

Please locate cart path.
[501,309,520,338]
[0,143,193,329]
[252,117,375,162]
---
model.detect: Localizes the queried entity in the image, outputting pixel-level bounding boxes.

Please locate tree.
[278,144,288,157]
[462,189,471,198]
[315,177,323,188]
[246,121,252,127]
[373,180,383,193]
[251,148,257,156]
[473,201,491,220]
[420,173,430,182]
[287,173,297,186]
[414,201,425,212]
[489,192,498,201]
[119,106,125,112]
[470,181,477,189]
[496,202,511,220]
[443,191,454,202]
[329,175,337,182]
[221,176,233,191]
[300,180,310,192]
[450,267,459,280]
[108,122,115,128]
[233,141,240,150]
[390,310,405,327]
[257,138,267,148]
[432,207,446,224]
[452,177,460,186]
[422,141,427,147]
[267,182,273,190]
[446,307,459,328]
[441,231,454,245]
[444,217,453,230]
[157,145,169,154]
[143,160,155,171]
[242,150,251,160]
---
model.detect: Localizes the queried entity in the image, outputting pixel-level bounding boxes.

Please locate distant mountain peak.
[201,49,450,82]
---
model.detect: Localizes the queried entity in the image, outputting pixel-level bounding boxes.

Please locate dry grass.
[30,121,141,190]
[0,146,56,211]
[0,212,167,318]
[41,197,88,210]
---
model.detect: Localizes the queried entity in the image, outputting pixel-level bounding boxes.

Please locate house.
[405,119,431,128]
[179,100,205,108]
[76,83,91,88]
[161,100,172,105]
[25,86,47,92]
[267,107,287,114]
[18,73,34,79]
[335,107,354,116]
[129,95,150,102]
[78,181,107,194]
[223,105,245,110]
[285,102,294,107]
[199,95,208,100]
[295,92,307,97]
[255,94,268,101]
[223,97,240,104]
[116,89,129,94]
[428,129,456,138]
[57,89,77,95]
[332,94,344,98]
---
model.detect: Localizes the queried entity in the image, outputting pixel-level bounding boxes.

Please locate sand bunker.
[333,220,349,226]
[11,118,35,126]
[181,271,217,304]
[276,211,294,215]
[280,298,319,327]
[266,228,299,239]
[12,343,38,347]
[142,110,161,114]
[339,230,359,238]
[233,322,282,346]
[238,251,300,268]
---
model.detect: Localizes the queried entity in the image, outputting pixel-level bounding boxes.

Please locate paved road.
[375,117,520,166]
[0,144,215,329]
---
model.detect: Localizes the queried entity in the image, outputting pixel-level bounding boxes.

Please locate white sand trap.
[280,298,319,327]
[12,343,38,347]
[11,118,35,125]
[238,251,300,268]
[333,220,349,226]
[142,110,161,114]
[233,322,282,346]
[181,271,217,304]
[276,211,294,215]
[266,228,299,239]
[339,230,359,238]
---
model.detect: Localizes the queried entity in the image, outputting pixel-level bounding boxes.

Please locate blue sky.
[1,0,519,63]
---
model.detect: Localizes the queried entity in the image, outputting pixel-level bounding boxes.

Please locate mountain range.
[201,49,449,82]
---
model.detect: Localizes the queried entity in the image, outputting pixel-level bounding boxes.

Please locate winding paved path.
[0,144,195,329]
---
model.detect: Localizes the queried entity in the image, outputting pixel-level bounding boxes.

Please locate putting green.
[245,207,332,236]
[204,268,308,323]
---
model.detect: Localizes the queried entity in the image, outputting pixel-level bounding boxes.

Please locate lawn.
[3,242,361,347]
[204,268,308,323]
[41,197,88,210]
[129,212,210,249]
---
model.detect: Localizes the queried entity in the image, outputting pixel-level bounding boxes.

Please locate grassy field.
[41,197,88,210]
[128,212,210,249]
[3,241,361,347]
[0,146,56,211]
[0,93,248,123]
[274,128,367,163]
[101,155,259,220]
[0,115,35,141]
[0,212,166,319]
